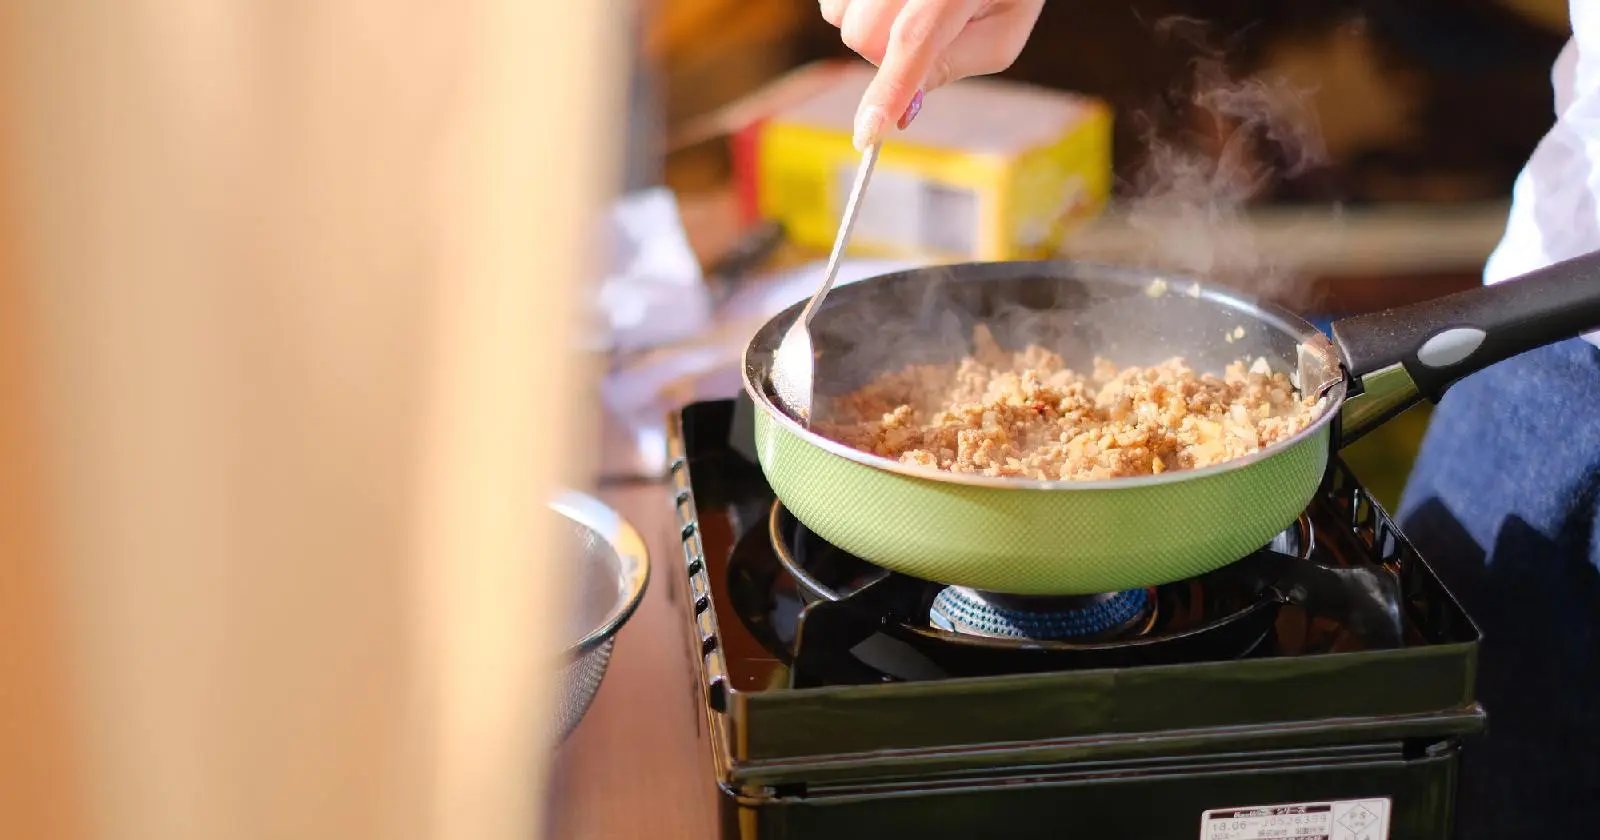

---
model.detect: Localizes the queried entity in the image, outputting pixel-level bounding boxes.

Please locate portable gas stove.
[666,396,1484,840]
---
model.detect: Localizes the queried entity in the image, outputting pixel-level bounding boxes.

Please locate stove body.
[668,398,1484,840]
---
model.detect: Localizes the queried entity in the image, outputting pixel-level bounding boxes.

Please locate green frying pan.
[740,255,1600,595]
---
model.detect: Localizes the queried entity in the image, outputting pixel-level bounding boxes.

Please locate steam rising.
[1095,16,1330,300]
[804,18,1333,418]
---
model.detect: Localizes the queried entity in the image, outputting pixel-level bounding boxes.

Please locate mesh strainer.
[550,491,650,742]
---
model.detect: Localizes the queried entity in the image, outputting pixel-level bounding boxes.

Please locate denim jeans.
[1398,338,1600,838]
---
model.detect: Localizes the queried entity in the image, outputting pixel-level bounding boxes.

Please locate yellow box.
[735,62,1112,262]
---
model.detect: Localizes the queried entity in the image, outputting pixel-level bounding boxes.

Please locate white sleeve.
[1483,37,1584,286]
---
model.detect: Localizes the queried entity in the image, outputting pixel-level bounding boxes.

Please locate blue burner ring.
[930,586,1152,640]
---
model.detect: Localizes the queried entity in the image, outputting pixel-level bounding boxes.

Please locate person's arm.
[819,0,1045,148]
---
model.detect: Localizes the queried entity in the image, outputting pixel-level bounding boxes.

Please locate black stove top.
[750,498,1425,686]
[667,397,1485,839]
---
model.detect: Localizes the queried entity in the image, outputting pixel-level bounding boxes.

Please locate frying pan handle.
[1330,248,1600,400]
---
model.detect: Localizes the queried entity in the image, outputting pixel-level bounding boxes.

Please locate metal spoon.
[770,141,881,423]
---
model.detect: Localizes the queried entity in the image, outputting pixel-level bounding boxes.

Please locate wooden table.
[546,480,718,839]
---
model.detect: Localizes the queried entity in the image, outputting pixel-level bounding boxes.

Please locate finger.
[819,0,849,27]
[839,0,903,66]
[855,0,979,148]
[919,2,1042,91]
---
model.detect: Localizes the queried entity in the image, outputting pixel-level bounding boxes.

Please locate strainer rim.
[550,490,651,659]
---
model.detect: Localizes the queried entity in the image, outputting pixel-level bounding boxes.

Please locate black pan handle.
[1330,248,1600,400]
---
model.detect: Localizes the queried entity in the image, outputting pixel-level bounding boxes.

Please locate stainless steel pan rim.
[550,490,651,658]
[740,259,1349,492]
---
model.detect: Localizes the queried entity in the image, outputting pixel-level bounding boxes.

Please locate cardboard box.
[730,61,1112,261]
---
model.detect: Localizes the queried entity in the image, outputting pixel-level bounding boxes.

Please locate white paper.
[601,258,921,477]
[594,187,711,352]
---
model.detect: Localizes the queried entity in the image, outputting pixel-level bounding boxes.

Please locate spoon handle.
[798,142,881,329]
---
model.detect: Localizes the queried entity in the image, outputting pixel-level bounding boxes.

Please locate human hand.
[820,0,1045,149]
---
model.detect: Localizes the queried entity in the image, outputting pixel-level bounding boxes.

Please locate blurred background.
[656,0,1563,207]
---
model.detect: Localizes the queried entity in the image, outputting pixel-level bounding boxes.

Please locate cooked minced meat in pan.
[815,325,1324,482]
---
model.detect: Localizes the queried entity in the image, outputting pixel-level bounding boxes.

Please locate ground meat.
[815,325,1325,482]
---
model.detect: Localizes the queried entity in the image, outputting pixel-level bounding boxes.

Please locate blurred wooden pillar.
[0,2,617,840]
[0,3,83,835]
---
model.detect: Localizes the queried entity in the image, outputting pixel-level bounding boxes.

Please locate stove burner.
[743,496,1412,679]
[929,587,1155,640]
[758,499,1332,676]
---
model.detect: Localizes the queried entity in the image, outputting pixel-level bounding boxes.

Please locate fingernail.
[898,90,924,130]
[853,106,886,151]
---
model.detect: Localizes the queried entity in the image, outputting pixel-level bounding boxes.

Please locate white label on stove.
[1199,798,1389,840]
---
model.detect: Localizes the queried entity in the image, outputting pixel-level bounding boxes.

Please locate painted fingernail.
[898,90,924,130]
[853,105,887,151]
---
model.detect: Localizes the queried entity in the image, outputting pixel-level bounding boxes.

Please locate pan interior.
[746,261,1327,417]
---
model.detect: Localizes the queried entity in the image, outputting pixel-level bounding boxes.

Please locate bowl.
[549,491,650,741]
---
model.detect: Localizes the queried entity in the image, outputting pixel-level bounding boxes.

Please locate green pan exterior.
[755,410,1332,595]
